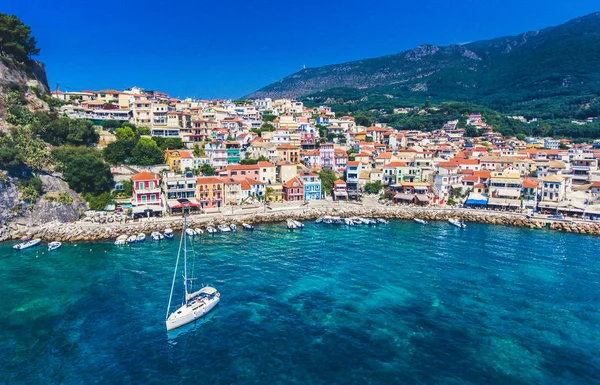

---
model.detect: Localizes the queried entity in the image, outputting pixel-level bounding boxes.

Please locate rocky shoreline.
[2,205,600,243]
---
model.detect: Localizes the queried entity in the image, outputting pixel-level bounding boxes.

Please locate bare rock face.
[0,176,19,226]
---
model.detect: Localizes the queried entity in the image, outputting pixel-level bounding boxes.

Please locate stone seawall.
[2,206,600,243]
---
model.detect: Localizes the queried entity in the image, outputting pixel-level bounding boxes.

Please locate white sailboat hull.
[166,295,220,331]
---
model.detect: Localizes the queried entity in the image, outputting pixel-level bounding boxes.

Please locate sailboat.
[166,214,220,331]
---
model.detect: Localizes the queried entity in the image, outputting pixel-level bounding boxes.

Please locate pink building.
[131,171,161,206]
[217,165,260,181]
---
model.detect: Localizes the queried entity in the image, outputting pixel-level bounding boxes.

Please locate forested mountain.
[248,12,600,118]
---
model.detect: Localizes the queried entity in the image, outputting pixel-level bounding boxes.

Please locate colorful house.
[298,172,321,200]
[131,171,161,206]
[333,179,348,200]
[282,176,304,201]
[196,177,224,210]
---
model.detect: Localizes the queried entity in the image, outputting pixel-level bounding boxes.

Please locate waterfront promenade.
[3,197,600,242]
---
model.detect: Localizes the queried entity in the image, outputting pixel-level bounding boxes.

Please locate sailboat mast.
[183,211,189,301]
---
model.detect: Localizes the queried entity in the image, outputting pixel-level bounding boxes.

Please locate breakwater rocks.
[2,206,600,242]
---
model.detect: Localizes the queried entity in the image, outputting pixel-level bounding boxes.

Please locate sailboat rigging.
[165,213,220,331]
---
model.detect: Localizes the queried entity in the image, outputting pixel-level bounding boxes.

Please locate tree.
[131,137,164,165]
[102,140,134,165]
[136,126,151,136]
[199,163,215,176]
[464,126,479,138]
[115,126,136,141]
[0,147,24,170]
[240,155,269,165]
[62,154,113,195]
[262,114,277,122]
[193,143,204,157]
[516,133,526,141]
[265,186,274,201]
[83,192,113,211]
[102,120,123,130]
[319,168,337,196]
[363,181,382,194]
[355,115,371,127]
[153,137,183,151]
[449,186,463,199]
[0,13,40,62]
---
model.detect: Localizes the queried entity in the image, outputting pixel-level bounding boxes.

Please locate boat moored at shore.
[13,238,41,250]
[414,218,428,225]
[48,241,62,251]
[449,218,466,229]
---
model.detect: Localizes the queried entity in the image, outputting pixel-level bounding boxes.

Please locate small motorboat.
[13,238,41,250]
[151,231,162,241]
[126,235,137,244]
[315,217,323,224]
[377,218,389,224]
[448,218,466,229]
[186,228,196,237]
[344,218,354,226]
[137,233,146,242]
[230,224,237,231]
[48,241,62,251]
[351,218,362,225]
[292,220,303,228]
[164,229,174,239]
[207,226,217,234]
[115,235,128,246]
[286,219,297,230]
[322,216,333,224]
[195,228,204,235]
[242,223,254,231]
[332,217,342,225]
[414,218,428,225]
[218,224,231,232]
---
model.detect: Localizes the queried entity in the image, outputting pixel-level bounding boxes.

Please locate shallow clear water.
[2,221,600,384]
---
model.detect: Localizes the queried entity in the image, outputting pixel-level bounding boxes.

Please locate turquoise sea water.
[1,221,600,384]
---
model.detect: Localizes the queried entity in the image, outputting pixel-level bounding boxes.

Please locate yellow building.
[265,183,283,202]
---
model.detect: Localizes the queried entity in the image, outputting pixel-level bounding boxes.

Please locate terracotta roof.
[474,183,485,188]
[283,177,302,188]
[257,161,275,167]
[522,179,538,188]
[276,144,300,150]
[589,181,600,188]
[347,161,360,167]
[131,171,159,181]
[225,164,259,171]
[542,175,564,183]
[384,162,409,168]
[196,177,223,184]
[462,175,479,182]
[333,179,346,185]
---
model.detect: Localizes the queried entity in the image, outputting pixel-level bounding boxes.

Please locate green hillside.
[248,12,600,119]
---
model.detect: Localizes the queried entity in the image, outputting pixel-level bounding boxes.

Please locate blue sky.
[6,0,599,99]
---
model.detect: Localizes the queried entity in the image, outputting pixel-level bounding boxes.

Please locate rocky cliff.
[0,57,50,130]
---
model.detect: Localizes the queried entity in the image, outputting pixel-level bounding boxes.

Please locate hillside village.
[49,88,600,219]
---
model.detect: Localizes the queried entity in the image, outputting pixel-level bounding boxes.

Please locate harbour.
[2,221,600,383]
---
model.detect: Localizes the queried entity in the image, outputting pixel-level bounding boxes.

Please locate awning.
[465,199,488,205]
[170,202,200,210]
[538,201,559,208]
[488,197,521,207]
[495,189,521,198]
[394,193,414,201]
[415,194,429,202]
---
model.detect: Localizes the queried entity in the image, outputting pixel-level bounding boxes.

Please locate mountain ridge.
[246,12,600,116]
